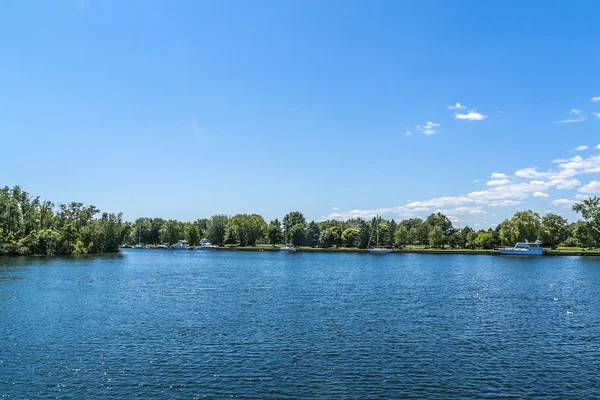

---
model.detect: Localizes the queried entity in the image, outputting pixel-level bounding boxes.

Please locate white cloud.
[571,109,582,114]
[578,180,600,193]
[593,113,600,119]
[486,179,511,186]
[575,194,591,201]
[405,130,412,136]
[437,207,486,215]
[575,145,588,151]
[332,207,339,211]
[556,116,586,123]
[406,196,474,209]
[472,179,481,183]
[551,199,576,207]
[515,167,546,178]
[592,96,600,102]
[487,200,523,207]
[551,178,581,190]
[597,144,600,150]
[325,205,414,220]
[417,121,440,135]
[327,150,600,223]
[454,111,487,121]
[448,102,466,110]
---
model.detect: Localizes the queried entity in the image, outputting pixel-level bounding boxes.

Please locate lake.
[1,250,599,398]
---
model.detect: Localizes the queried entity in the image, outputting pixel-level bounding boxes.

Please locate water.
[1,250,600,399]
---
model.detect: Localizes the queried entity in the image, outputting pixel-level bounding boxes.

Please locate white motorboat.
[198,238,218,250]
[172,240,189,250]
[499,240,544,255]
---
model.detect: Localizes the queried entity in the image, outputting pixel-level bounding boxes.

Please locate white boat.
[172,240,189,250]
[499,240,544,255]
[280,222,297,252]
[280,244,297,252]
[367,214,393,254]
[368,247,393,254]
[134,226,146,249]
[198,238,218,250]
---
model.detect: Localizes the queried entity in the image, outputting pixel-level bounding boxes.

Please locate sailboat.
[134,226,146,249]
[280,221,297,252]
[368,215,393,254]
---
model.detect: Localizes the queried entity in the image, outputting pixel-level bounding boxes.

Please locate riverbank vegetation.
[3,185,599,256]
[0,186,126,256]
[129,197,600,251]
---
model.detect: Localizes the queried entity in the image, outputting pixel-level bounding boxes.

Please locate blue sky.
[2,0,600,227]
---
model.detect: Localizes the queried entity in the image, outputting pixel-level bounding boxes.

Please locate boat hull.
[499,249,543,255]
[368,248,393,254]
[198,246,218,250]
[280,247,297,252]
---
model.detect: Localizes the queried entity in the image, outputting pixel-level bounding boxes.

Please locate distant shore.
[129,245,600,257]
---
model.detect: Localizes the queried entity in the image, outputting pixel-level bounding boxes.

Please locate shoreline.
[185,246,600,256]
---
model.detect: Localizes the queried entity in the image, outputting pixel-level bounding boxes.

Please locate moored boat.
[198,238,218,250]
[499,240,544,255]
[280,221,297,252]
[172,240,189,250]
[280,244,297,252]
[368,247,393,254]
[368,214,393,254]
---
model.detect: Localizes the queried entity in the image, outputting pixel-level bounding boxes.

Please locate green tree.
[573,221,597,249]
[267,219,283,245]
[540,213,569,249]
[465,231,478,249]
[160,220,183,244]
[475,231,494,249]
[305,221,321,247]
[289,223,306,246]
[393,225,409,248]
[227,214,267,246]
[573,197,600,245]
[342,227,360,248]
[319,228,336,248]
[497,210,542,245]
[387,219,397,246]
[185,224,200,246]
[207,215,229,246]
[447,229,463,249]
[357,220,372,249]
[283,211,306,230]
[428,225,445,248]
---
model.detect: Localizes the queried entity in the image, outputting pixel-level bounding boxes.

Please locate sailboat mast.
[376,215,379,247]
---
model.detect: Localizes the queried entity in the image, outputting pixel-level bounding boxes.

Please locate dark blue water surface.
[1,250,600,399]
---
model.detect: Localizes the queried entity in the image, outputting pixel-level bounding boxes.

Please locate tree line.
[2,185,600,256]
[0,186,126,256]
[127,198,600,250]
